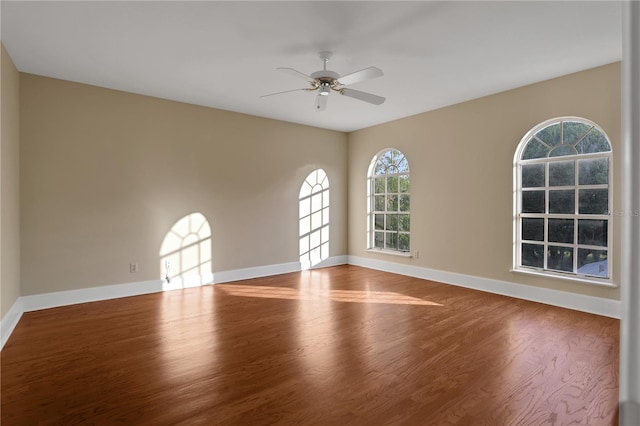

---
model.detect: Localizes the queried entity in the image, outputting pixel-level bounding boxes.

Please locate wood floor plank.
[1,265,619,425]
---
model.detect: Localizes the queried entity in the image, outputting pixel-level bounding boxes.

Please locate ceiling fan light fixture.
[319,84,331,96]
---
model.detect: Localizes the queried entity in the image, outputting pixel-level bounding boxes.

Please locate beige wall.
[348,63,621,300]
[20,74,347,295]
[14,62,624,302]
[1,43,21,317]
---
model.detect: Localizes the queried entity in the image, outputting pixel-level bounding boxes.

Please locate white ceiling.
[1,1,622,132]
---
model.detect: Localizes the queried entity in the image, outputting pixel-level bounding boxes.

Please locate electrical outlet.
[130,263,138,273]
[413,250,419,259]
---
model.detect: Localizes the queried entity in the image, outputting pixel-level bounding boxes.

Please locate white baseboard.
[1,298,24,349]
[309,255,348,269]
[212,261,302,283]
[21,279,165,313]
[347,255,621,319]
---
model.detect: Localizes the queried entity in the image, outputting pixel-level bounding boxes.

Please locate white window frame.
[367,149,411,255]
[513,117,614,286]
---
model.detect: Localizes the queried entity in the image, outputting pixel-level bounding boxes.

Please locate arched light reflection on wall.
[299,169,329,270]
[159,212,212,290]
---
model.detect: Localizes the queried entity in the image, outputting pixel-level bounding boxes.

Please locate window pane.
[579,189,608,214]
[547,246,573,273]
[522,164,545,188]
[399,195,410,212]
[375,195,385,211]
[577,249,608,278]
[387,176,398,193]
[386,214,398,231]
[398,214,410,232]
[522,243,544,268]
[563,121,592,145]
[575,129,611,154]
[374,232,384,248]
[399,175,409,192]
[386,232,398,250]
[578,219,608,247]
[374,177,385,194]
[549,145,578,157]
[549,161,575,186]
[522,218,544,241]
[374,214,384,230]
[536,123,561,147]
[579,158,609,185]
[375,151,393,174]
[548,219,574,244]
[399,234,410,251]
[376,150,406,175]
[549,190,575,214]
[387,195,398,212]
[397,156,409,172]
[522,139,549,160]
[522,190,545,213]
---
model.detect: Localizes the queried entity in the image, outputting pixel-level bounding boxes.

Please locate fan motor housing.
[310,70,340,81]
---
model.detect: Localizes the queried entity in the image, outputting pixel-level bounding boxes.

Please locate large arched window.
[514,117,612,282]
[299,169,329,270]
[368,149,410,253]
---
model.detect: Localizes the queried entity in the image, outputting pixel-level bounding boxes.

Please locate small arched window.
[514,117,612,281]
[368,149,410,253]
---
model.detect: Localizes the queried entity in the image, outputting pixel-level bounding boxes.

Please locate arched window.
[299,169,329,270]
[159,212,212,289]
[368,149,410,253]
[514,117,612,281]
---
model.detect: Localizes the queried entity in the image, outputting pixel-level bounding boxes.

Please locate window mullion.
[543,162,549,271]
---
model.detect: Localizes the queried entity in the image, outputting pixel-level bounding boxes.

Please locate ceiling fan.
[261,51,385,111]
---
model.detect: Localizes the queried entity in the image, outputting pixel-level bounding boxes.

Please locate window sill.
[510,267,618,288]
[366,248,413,258]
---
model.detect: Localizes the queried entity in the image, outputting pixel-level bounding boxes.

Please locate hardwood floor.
[1,265,619,425]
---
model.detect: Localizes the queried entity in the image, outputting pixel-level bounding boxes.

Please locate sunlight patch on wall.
[299,169,329,270]
[160,212,212,290]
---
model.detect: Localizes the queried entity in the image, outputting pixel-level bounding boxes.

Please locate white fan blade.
[277,67,315,83]
[314,94,328,111]
[338,66,384,86]
[340,88,385,105]
[260,88,314,98]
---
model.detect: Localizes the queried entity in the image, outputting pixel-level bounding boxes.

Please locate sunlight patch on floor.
[216,284,443,306]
